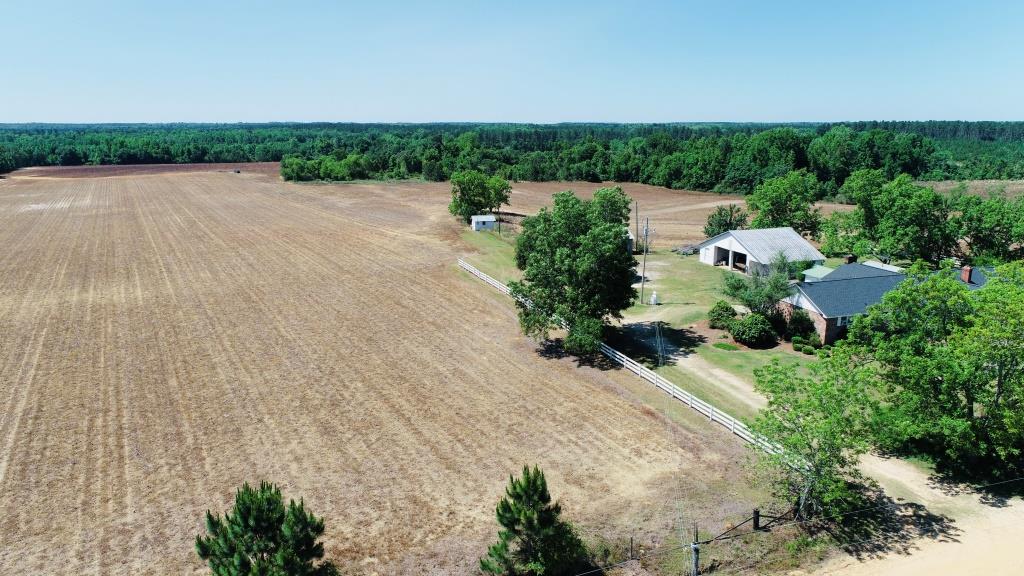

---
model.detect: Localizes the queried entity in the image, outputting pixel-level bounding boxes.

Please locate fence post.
[691,523,700,576]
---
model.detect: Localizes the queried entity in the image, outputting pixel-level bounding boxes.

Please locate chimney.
[961,265,973,284]
[845,254,858,264]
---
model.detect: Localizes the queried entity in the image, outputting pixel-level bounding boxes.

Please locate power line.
[745,474,1024,536]
[574,475,1024,575]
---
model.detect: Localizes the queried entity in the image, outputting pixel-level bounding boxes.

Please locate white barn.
[470,214,497,231]
[696,227,825,275]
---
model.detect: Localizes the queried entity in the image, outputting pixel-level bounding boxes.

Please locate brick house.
[781,262,991,345]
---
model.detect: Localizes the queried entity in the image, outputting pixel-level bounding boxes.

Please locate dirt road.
[807,455,1024,576]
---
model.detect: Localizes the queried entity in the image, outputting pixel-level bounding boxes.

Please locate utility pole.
[691,522,700,576]
[639,217,650,304]
[634,200,640,249]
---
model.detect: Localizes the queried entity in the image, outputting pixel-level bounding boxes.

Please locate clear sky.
[2,0,1021,123]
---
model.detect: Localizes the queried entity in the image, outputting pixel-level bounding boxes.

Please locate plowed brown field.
[0,168,760,574]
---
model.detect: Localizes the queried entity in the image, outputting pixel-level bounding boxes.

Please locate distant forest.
[2,122,1024,194]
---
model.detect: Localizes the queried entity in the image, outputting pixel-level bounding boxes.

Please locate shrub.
[801,345,817,355]
[786,309,817,341]
[791,335,805,347]
[708,300,737,330]
[729,313,777,347]
[803,332,822,348]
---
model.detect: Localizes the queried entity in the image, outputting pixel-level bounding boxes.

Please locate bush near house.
[729,313,777,347]
[708,300,738,329]
[786,309,818,342]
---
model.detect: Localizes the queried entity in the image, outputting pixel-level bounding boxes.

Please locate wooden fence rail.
[457,259,785,456]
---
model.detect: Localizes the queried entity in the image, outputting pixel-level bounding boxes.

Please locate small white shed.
[470,214,497,231]
[695,227,824,275]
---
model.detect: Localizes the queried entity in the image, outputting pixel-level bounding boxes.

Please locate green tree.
[838,168,887,237]
[747,170,822,237]
[0,145,15,174]
[722,253,793,319]
[510,188,636,355]
[950,189,1020,262]
[280,156,319,182]
[819,210,872,258]
[480,466,589,576]
[847,265,978,463]
[808,126,858,189]
[448,170,511,223]
[847,262,1024,473]
[874,176,953,264]
[751,350,875,518]
[948,262,1024,470]
[703,204,749,238]
[196,481,337,576]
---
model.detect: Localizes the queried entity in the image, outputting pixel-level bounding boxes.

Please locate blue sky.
[2,0,1021,122]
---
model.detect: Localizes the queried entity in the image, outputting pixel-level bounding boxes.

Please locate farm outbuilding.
[695,227,825,276]
[470,214,497,231]
[801,264,834,282]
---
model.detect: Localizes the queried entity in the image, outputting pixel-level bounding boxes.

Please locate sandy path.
[674,354,765,411]
[807,456,1024,576]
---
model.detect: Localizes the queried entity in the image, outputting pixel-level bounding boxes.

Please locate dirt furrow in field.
[0,171,757,575]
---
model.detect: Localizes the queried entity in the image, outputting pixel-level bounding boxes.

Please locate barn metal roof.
[698,227,825,264]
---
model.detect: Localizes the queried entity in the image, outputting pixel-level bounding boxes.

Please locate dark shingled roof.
[960,266,992,290]
[794,273,906,318]
[793,264,994,319]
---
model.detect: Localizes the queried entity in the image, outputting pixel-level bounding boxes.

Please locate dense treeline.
[279,124,937,195]
[3,122,1024,188]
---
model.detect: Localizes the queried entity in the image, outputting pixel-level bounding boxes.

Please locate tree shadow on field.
[535,339,620,370]
[606,322,707,366]
[810,485,961,561]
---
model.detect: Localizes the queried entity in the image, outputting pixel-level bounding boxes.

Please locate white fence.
[457,259,784,456]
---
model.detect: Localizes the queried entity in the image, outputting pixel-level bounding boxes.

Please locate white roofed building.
[470,214,497,231]
[695,227,825,275]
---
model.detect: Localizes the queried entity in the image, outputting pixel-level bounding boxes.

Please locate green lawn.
[697,342,813,384]
[624,252,815,384]
[657,363,760,420]
[460,229,522,284]
[627,250,726,325]
[463,234,818,404]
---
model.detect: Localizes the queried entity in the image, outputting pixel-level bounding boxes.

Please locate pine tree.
[196,481,337,576]
[480,466,589,576]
